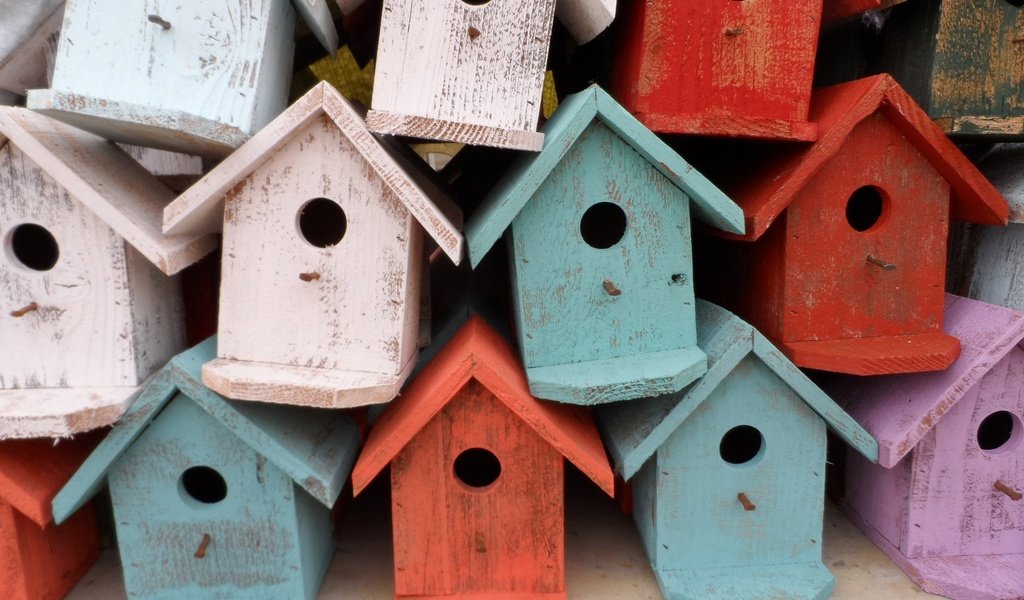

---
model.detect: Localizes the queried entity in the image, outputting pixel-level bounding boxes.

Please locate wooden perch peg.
[10,302,39,318]
[194,533,212,558]
[994,480,1022,501]
[724,27,744,36]
[737,492,756,511]
[299,271,321,282]
[603,280,621,297]
[147,14,171,30]
[866,255,896,271]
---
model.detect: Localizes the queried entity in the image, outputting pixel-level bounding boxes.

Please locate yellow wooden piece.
[542,71,559,119]
[308,46,375,107]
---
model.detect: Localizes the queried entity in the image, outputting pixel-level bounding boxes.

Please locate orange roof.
[352,316,614,496]
[727,75,1008,241]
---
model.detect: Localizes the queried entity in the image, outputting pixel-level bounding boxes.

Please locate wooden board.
[0,1,62,95]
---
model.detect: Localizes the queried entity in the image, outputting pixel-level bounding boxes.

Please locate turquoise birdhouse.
[596,300,879,600]
[50,338,361,600]
[465,85,745,405]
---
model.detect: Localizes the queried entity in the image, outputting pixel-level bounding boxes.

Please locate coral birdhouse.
[162,83,464,409]
[0,107,213,439]
[52,338,362,600]
[597,300,878,600]
[365,0,615,150]
[351,317,615,600]
[701,75,1008,375]
[465,85,744,405]
[27,0,340,157]
[610,0,824,141]
[0,434,101,600]
[828,295,1024,599]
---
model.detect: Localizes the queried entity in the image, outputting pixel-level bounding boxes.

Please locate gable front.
[510,120,698,369]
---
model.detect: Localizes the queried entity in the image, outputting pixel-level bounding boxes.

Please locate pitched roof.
[0,107,217,275]
[465,85,745,268]
[824,294,1024,469]
[724,74,1008,241]
[162,82,464,265]
[351,315,615,496]
[597,300,879,480]
[51,337,361,524]
[0,431,101,527]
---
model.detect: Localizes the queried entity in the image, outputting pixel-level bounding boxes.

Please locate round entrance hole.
[298,198,347,248]
[580,202,627,249]
[453,448,501,488]
[181,466,228,504]
[719,425,764,465]
[461,0,491,5]
[977,411,1020,453]
[845,186,886,232]
[8,223,59,271]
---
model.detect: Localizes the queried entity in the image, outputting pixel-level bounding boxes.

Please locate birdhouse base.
[26,89,248,158]
[366,110,545,151]
[934,115,1024,140]
[777,332,961,375]
[630,111,818,142]
[525,346,707,405]
[0,387,138,439]
[201,357,417,408]
[654,562,835,600]
[396,593,566,599]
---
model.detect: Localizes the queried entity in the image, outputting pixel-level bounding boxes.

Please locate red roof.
[352,316,614,496]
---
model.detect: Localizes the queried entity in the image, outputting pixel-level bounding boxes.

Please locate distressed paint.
[465,86,743,405]
[0,0,62,96]
[828,295,1024,599]
[596,300,877,600]
[610,0,822,141]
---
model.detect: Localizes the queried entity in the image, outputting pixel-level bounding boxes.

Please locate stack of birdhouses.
[0,0,1022,599]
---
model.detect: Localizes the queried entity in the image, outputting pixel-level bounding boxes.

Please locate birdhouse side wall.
[0,143,138,389]
[108,396,312,599]
[780,112,950,342]
[125,241,186,383]
[629,455,661,570]
[218,113,416,377]
[371,0,555,133]
[509,121,698,369]
[50,0,295,135]
[390,379,565,597]
[843,442,913,557]
[957,223,1024,312]
[653,356,828,571]
[904,348,1024,558]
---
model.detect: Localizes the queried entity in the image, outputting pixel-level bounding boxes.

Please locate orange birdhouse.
[699,75,1009,376]
[0,434,102,600]
[352,316,614,599]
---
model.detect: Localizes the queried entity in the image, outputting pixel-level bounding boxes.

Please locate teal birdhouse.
[596,300,879,600]
[465,85,745,405]
[50,338,361,600]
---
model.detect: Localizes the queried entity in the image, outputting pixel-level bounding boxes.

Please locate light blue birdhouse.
[27,0,339,157]
[596,300,879,600]
[50,338,361,600]
[465,85,745,405]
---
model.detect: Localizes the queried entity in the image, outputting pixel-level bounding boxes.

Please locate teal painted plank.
[656,562,835,600]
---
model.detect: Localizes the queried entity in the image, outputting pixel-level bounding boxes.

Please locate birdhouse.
[365,0,616,151]
[26,0,340,158]
[0,434,101,600]
[52,338,362,600]
[465,85,745,405]
[874,0,1024,137]
[0,0,62,98]
[610,0,824,141]
[0,107,215,439]
[700,74,1008,375]
[351,316,615,600]
[161,83,464,409]
[827,294,1024,599]
[596,300,878,600]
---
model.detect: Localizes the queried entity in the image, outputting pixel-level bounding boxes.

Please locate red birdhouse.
[0,434,101,600]
[611,0,824,141]
[351,316,614,599]
[700,75,1008,376]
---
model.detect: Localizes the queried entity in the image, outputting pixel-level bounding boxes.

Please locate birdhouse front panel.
[390,379,566,598]
[217,112,421,380]
[611,0,821,141]
[509,121,697,373]
[778,112,951,345]
[107,394,332,599]
[367,0,555,150]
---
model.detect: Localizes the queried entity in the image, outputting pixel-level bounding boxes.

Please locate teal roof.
[597,301,879,480]
[52,337,360,523]
[465,85,745,268]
